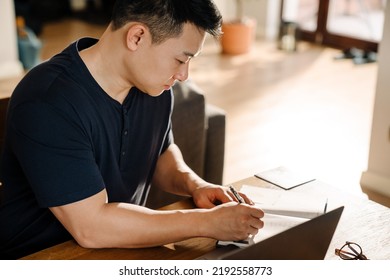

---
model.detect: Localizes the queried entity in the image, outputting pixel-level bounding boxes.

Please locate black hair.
[111,0,222,43]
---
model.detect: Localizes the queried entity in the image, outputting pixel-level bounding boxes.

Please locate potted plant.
[220,0,256,55]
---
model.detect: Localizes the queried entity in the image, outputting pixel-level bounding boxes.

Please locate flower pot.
[220,18,256,55]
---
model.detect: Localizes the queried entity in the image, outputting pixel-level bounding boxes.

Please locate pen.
[229,185,245,204]
[324,198,328,213]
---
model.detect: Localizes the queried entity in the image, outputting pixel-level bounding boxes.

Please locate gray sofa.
[146,80,226,209]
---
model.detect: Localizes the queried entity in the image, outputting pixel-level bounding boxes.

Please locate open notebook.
[241,185,328,219]
[196,206,344,260]
[218,185,328,248]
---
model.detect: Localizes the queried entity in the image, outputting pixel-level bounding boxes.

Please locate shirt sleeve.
[9,100,105,207]
[161,124,173,154]
[159,88,174,154]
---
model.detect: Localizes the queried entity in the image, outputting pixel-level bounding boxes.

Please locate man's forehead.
[162,24,205,58]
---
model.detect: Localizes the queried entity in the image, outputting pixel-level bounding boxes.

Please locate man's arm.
[152,144,252,208]
[151,144,212,197]
[50,188,263,249]
[49,144,263,249]
[50,189,205,249]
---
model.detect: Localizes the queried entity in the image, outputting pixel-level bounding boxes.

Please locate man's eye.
[176,59,185,65]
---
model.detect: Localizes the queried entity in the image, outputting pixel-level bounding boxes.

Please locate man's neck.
[79,29,134,104]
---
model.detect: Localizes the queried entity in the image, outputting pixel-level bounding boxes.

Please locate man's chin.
[146,88,168,97]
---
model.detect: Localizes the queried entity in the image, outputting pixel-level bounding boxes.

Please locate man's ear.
[125,24,148,51]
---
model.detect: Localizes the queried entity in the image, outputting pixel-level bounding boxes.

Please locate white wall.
[213,0,233,17]
[360,2,390,198]
[0,0,24,79]
[245,0,281,40]
[214,0,282,40]
[264,0,282,40]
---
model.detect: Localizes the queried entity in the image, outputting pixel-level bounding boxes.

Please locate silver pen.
[229,185,245,204]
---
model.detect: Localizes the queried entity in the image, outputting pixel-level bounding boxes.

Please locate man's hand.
[201,201,264,241]
[192,185,254,208]
[191,185,264,241]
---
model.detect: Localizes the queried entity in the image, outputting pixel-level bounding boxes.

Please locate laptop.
[196,206,344,260]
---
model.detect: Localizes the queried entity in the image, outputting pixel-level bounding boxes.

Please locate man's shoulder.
[11,41,94,108]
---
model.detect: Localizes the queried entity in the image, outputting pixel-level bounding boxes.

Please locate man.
[0,0,264,259]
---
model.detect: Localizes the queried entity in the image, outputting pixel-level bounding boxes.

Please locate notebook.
[196,206,344,260]
[239,185,328,219]
[255,166,316,190]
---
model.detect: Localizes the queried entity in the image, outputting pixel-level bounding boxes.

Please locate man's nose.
[174,63,190,82]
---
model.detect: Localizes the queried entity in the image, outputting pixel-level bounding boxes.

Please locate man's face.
[130,23,206,96]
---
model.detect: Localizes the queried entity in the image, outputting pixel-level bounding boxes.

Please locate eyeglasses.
[335,241,368,260]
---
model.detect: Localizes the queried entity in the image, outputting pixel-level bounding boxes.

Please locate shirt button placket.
[120,108,129,167]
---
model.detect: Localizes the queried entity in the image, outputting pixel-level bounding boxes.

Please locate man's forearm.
[51,188,264,250]
[80,203,210,249]
[51,189,210,249]
[152,144,206,197]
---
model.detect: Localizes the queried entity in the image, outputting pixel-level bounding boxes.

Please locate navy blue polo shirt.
[0,38,173,259]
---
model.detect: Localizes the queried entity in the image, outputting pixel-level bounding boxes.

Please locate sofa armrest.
[146,81,207,209]
[204,104,226,185]
[170,81,206,178]
[145,81,226,209]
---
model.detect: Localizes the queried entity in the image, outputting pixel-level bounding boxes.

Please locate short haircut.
[111,0,222,44]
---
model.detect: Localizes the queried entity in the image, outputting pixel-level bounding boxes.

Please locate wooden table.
[21,176,390,260]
